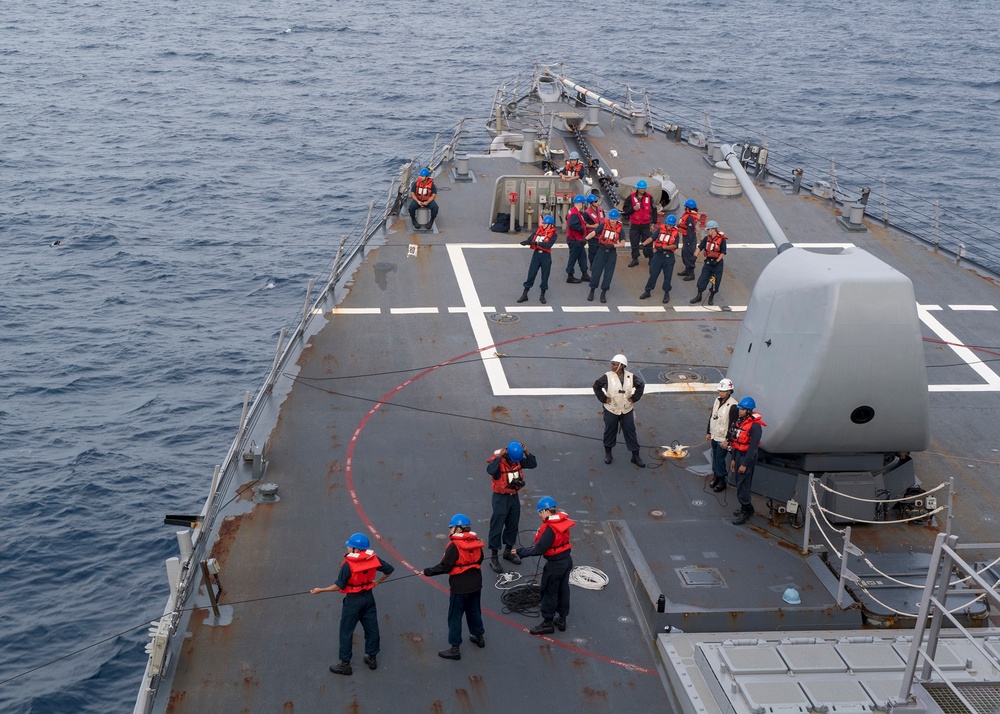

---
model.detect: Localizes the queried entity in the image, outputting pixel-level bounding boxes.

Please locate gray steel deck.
[153,88,1000,713]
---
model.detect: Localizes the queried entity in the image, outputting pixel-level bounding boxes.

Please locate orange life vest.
[680,209,699,236]
[598,219,622,247]
[585,205,604,231]
[704,231,726,260]
[489,450,525,494]
[341,550,382,593]
[732,413,766,452]
[562,160,583,177]
[414,176,434,201]
[629,192,652,224]
[566,207,587,241]
[448,532,484,575]
[653,224,679,252]
[535,512,574,557]
[530,224,557,253]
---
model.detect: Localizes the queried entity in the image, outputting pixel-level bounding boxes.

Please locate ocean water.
[1,0,998,710]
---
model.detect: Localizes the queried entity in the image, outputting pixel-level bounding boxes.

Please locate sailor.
[690,220,727,306]
[564,194,592,283]
[513,496,575,635]
[557,151,587,180]
[517,214,557,304]
[592,353,645,467]
[422,514,486,660]
[621,179,657,268]
[587,208,624,304]
[705,378,739,492]
[639,214,679,303]
[486,440,538,573]
[583,193,604,271]
[407,167,438,229]
[730,397,766,525]
[676,199,699,280]
[310,532,394,676]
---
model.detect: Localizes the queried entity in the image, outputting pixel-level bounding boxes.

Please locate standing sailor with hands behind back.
[486,440,537,573]
[517,214,558,305]
[593,354,645,467]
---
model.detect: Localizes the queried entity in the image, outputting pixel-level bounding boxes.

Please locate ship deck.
[154,91,1000,713]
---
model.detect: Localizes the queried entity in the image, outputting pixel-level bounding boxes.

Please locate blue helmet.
[569,151,580,160]
[665,215,677,226]
[738,397,756,410]
[573,194,586,204]
[608,208,621,220]
[346,532,370,550]
[706,220,719,230]
[449,513,471,528]
[636,179,648,189]
[537,496,557,512]
[542,215,555,225]
[586,194,599,204]
[506,441,524,462]
[419,168,431,177]
[684,198,697,209]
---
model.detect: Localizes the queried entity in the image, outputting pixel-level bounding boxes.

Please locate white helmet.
[717,378,734,391]
[611,353,628,367]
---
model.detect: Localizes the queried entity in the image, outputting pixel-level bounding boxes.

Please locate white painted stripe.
[332,307,381,314]
[618,306,666,313]
[918,304,942,311]
[672,305,748,313]
[446,245,510,394]
[930,384,1000,392]
[448,306,497,313]
[390,307,439,314]
[917,305,1000,391]
[562,306,611,312]
[503,306,554,313]
[949,305,998,311]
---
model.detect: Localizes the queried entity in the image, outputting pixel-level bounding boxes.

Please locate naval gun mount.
[720,145,929,523]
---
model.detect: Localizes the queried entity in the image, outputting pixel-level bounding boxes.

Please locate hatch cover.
[489,313,520,323]
[677,566,725,588]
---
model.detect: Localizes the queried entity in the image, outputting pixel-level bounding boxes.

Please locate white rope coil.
[493,571,524,590]
[569,566,609,590]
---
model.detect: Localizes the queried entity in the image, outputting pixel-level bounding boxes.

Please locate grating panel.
[921,682,1000,713]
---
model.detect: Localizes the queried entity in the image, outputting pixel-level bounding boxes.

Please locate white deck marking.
[917,306,1000,392]
[332,307,381,314]
[503,306,553,313]
[618,306,666,313]
[949,305,997,311]
[727,242,855,249]
[562,306,611,313]
[448,306,497,313]
[919,304,942,311]
[673,305,748,313]
[390,307,439,314]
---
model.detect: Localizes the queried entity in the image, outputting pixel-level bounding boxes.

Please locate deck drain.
[490,312,520,323]
[649,509,665,519]
[691,499,706,507]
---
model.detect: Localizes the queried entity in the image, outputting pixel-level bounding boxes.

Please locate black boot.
[530,619,555,635]
[683,273,695,281]
[689,293,703,304]
[503,549,521,565]
[539,290,547,304]
[662,292,670,304]
[469,634,486,648]
[553,615,567,632]
[580,272,591,282]
[363,654,377,670]
[631,452,645,468]
[677,269,689,276]
[566,274,581,284]
[329,660,352,676]
[604,450,613,464]
[517,289,529,303]
[639,290,651,300]
[627,258,639,267]
[489,550,503,573]
[587,289,595,302]
[600,290,607,303]
[707,293,715,306]
[438,646,461,660]
[712,478,726,492]
[732,507,754,526]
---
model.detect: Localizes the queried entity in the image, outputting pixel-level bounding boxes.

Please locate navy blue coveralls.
[679,210,698,274]
[643,229,677,297]
[516,523,572,622]
[333,558,394,663]
[622,192,657,263]
[522,227,556,292]
[423,539,486,648]
[696,234,727,296]
[486,452,538,552]
[565,209,589,278]
[408,178,438,226]
[731,417,763,513]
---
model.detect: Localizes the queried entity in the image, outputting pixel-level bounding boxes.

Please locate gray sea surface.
[2,0,999,711]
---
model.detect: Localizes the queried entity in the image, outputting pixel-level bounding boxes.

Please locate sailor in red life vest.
[422,514,486,660]
[407,167,438,229]
[676,198,699,280]
[639,213,680,304]
[690,220,728,306]
[486,440,538,573]
[730,397,766,525]
[620,179,658,267]
[587,208,624,304]
[512,496,575,635]
[564,194,593,283]
[583,194,604,271]
[556,151,587,180]
[517,214,557,304]
[311,532,395,676]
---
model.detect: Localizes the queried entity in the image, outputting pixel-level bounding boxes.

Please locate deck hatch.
[677,566,725,588]
[777,643,848,673]
[719,644,787,675]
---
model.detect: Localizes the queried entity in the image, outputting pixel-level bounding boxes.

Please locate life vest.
[704,232,726,260]
[680,209,699,237]
[562,160,583,177]
[341,550,382,593]
[585,205,605,232]
[531,224,557,253]
[489,450,525,494]
[602,369,636,415]
[732,413,766,452]
[447,532,484,575]
[415,177,434,201]
[566,207,587,241]
[652,224,679,252]
[535,512,574,557]
[629,192,652,225]
[710,395,738,442]
[598,219,622,247]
